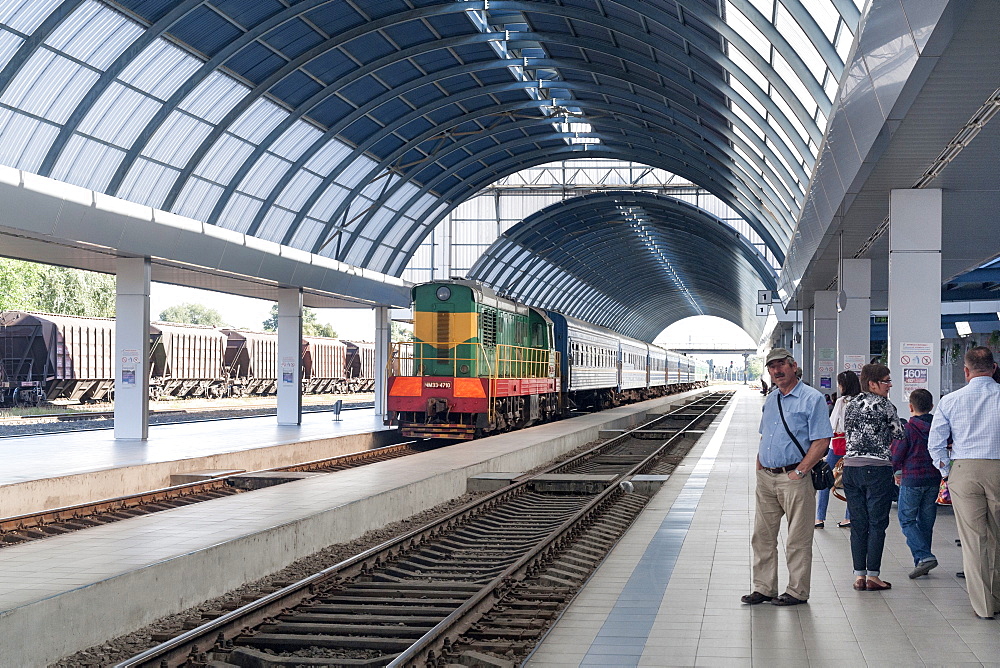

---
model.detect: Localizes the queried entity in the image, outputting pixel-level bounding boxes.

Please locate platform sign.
[902,367,929,394]
[121,349,139,387]
[281,356,296,385]
[755,304,769,316]
[900,342,934,367]
[843,355,865,373]
[818,362,835,390]
[757,290,774,304]
[818,348,836,362]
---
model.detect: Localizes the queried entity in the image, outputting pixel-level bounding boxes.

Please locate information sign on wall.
[281,356,296,385]
[902,367,929,394]
[843,355,865,373]
[121,349,139,387]
[899,342,934,367]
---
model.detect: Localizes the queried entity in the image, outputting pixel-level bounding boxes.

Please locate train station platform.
[0,389,706,667]
[0,408,395,516]
[527,387,994,667]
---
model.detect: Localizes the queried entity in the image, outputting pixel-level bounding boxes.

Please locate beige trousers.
[751,468,816,600]
[949,459,1000,618]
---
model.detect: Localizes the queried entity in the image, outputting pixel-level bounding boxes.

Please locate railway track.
[0,442,417,548]
[115,391,732,668]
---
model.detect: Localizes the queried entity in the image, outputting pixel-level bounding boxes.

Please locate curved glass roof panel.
[0,0,862,330]
[467,191,778,341]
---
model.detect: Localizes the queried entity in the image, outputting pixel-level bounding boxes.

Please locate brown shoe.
[866,579,892,591]
[853,578,867,591]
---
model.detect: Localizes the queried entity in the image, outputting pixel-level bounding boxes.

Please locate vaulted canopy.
[469,191,777,341]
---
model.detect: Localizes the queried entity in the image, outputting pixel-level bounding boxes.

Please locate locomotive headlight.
[435,286,451,301]
[460,364,470,373]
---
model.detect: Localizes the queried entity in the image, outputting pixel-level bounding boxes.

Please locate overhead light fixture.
[956,321,972,337]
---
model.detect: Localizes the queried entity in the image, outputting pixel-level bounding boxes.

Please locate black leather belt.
[762,464,798,474]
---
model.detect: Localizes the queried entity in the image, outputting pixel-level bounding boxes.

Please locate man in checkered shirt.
[928,346,1000,620]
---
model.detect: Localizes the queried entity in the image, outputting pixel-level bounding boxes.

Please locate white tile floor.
[527,388,999,667]
[0,408,390,485]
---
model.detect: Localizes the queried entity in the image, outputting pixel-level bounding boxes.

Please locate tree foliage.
[391,321,413,342]
[159,302,226,326]
[263,304,337,338]
[0,258,115,316]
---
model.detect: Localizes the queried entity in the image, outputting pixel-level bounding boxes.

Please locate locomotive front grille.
[436,311,449,358]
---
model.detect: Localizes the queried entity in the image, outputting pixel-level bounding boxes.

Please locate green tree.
[159,302,226,326]
[263,304,337,338]
[0,258,115,316]
[747,354,763,380]
[391,321,413,342]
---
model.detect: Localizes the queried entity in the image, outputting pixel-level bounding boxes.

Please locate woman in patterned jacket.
[843,363,905,592]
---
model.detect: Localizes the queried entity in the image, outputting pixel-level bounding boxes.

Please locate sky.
[150,283,376,340]
[654,315,759,371]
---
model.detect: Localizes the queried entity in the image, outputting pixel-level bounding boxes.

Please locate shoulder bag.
[777,393,836,491]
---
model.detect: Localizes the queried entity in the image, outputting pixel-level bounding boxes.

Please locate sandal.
[865,579,892,591]
[853,578,867,591]
[814,521,825,529]
[837,521,851,528]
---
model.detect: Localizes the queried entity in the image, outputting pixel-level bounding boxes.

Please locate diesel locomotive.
[387,280,708,439]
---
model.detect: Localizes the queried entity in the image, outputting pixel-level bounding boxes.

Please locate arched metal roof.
[468,191,778,341]
[0,0,861,322]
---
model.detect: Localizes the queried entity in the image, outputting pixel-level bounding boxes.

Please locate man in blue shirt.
[928,346,1000,619]
[742,348,832,606]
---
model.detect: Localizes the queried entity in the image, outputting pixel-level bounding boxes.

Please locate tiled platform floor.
[527,387,999,667]
[0,407,389,486]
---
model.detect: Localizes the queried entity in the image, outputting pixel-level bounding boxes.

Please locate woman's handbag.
[936,478,951,506]
[832,458,847,501]
[831,431,847,456]
[777,394,836,490]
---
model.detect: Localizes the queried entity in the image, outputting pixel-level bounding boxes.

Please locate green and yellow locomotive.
[387,280,560,439]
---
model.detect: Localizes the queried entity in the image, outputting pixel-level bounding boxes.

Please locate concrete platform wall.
[0,430,398,517]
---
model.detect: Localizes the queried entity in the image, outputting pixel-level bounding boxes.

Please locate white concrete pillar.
[374,306,390,420]
[837,259,871,379]
[813,291,838,392]
[276,289,302,425]
[114,257,150,440]
[888,189,941,413]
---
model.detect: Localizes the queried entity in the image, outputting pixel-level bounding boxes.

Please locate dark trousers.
[843,465,895,576]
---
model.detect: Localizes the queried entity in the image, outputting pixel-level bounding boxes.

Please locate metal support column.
[837,259,871,379]
[276,288,302,425]
[813,291,838,392]
[802,304,814,386]
[888,189,942,413]
[114,257,150,440]
[374,306,390,421]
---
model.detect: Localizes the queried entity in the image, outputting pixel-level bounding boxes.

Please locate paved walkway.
[527,387,998,667]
